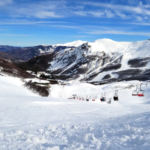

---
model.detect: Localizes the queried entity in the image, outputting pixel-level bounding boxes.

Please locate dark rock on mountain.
[102,64,121,72]
[102,74,111,80]
[14,53,55,72]
[0,58,33,78]
[128,57,150,68]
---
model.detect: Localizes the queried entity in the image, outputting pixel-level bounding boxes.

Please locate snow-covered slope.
[1,75,150,149]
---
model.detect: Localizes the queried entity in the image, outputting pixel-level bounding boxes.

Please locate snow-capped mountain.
[46,38,150,83]
[55,40,87,47]
[4,38,149,84]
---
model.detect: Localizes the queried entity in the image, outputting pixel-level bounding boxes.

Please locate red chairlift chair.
[92,95,96,101]
[82,96,85,101]
[138,83,144,97]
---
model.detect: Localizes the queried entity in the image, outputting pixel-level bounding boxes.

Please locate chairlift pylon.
[146,80,149,87]
[132,85,138,96]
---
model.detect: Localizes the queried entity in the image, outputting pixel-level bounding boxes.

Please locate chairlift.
[82,96,85,101]
[92,95,95,101]
[113,90,119,101]
[72,94,76,100]
[132,85,138,96]
[76,95,78,100]
[86,95,89,101]
[100,93,106,102]
[138,83,144,97]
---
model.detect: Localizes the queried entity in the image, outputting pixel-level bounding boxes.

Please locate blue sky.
[0,0,150,46]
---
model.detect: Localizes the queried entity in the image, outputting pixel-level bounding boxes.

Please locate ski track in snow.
[0,76,150,150]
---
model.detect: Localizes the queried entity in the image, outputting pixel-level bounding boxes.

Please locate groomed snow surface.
[0,76,150,150]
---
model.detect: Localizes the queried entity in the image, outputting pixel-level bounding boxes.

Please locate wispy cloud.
[30,11,63,18]
[130,22,150,26]
[83,2,150,22]
[85,30,150,36]
[47,25,82,29]
[0,0,12,6]
[85,2,150,16]
[1,0,150,21]
[74,10,114,18]
[1,1,65,18]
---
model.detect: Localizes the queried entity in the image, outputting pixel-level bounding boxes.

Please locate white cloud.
[74,10,114,18]
[32,11,63,18]
[47,25,82,29]
[0,0,12,6]
[74,11,87,16]
[129,22,150,26]
[135,16,143,21]
[86,30,150,36]
[88,11,104,17]
[4,1,65,19]
[115,11,129,19]
[105,10,114,18]
[85,2,150,16]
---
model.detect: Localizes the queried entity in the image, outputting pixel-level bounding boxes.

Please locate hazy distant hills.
[0,51,16,62]
[0,45,75,61]
[0,45,21,52]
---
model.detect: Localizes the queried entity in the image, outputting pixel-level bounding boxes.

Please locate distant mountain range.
[0,45,20,52]
[0,45,75,62]
[1,39,150,84]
